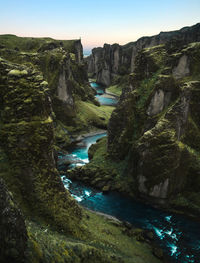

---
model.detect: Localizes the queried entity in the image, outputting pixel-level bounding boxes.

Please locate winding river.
[58,82,200,263]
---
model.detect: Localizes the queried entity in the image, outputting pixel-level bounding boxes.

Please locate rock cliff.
[86,23,200,86]
[0,57,82,235]
[0,35,112,152]
[107,41,200,213]
[0,35,93,123]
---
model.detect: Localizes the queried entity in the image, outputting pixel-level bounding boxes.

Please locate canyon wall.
[86,23,200,86]
[0,36,92,262]
[107,41,200,212]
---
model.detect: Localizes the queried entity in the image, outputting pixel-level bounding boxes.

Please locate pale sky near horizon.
[0,0,199,51]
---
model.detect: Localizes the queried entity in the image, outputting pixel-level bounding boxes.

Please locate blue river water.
[58,132,200,263]
[90,81,118,106]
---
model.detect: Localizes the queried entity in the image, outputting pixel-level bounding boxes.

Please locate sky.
[0,0,200,52]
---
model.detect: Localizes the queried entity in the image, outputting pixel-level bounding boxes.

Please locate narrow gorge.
[0,22,200,263]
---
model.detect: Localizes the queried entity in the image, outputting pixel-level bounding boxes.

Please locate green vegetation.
[0,34,114,148]
[65,101,115,133]
[0,58,84,239]
[0,34,78,53]
[68,137,135,195]
[26,210,161,263]
[106,85,122,96]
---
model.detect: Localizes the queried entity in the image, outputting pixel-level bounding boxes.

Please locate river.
[90,80,118,106]
[58,82,200,263]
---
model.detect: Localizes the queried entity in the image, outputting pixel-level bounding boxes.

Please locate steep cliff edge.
[86,23,200,86]
[0,35,112,138]
[107,42,200,214]
[0,58,82,234]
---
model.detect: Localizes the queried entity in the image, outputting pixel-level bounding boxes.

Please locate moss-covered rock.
[68,138,135,195]
[0,58,83,237]
[86,23,200,86]
[0,35,113,143]
[105,42,200,216]
[0,178,27,263]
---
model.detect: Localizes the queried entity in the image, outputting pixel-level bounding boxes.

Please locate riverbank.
[59,132,200,263]
[74,129,107,142]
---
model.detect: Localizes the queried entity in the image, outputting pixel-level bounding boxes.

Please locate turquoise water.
[70,132,107,167]
[90,82,105,94]
[89,81,118,106]
[58,133,200,263]
[95,94,118,106]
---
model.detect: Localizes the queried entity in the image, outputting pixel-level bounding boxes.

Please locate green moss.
[182,116,200,152]
[0,58,84,238]
[136,71,162,109]
[8,69,28,76]
[67,100,114,132]
[54,121,71,149]
[69,52,76,61]
[106,43,200,217]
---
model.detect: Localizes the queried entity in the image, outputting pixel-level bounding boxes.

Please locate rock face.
[0,36,93,118]
[0,34,98,149]
[0,178,27,263]
[86,43,132,86]
[107,41,200,212]
[74,39,83,63]
[0,57,82,235]
[87,23,200,86]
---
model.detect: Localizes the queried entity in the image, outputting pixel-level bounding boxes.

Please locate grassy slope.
[106,85,122,96]
[26,209,161,263]
[66,100,115,132]
[0,34,77,52]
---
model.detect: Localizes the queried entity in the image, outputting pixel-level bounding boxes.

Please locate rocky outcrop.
[0,35,94,122]
[74,39,83,63]
[86,43,132,86]
[0,34,100,152]
[106,41,200,212]
[0,178,27,263]
[0,57,82,235]
[87,23,200,86]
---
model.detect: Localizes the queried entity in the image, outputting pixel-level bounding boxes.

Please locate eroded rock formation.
[86,23,200,86]
[107,42,200,211]
[0,57,82,235]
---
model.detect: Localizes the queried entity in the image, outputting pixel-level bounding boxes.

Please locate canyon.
[0,23,200,263]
